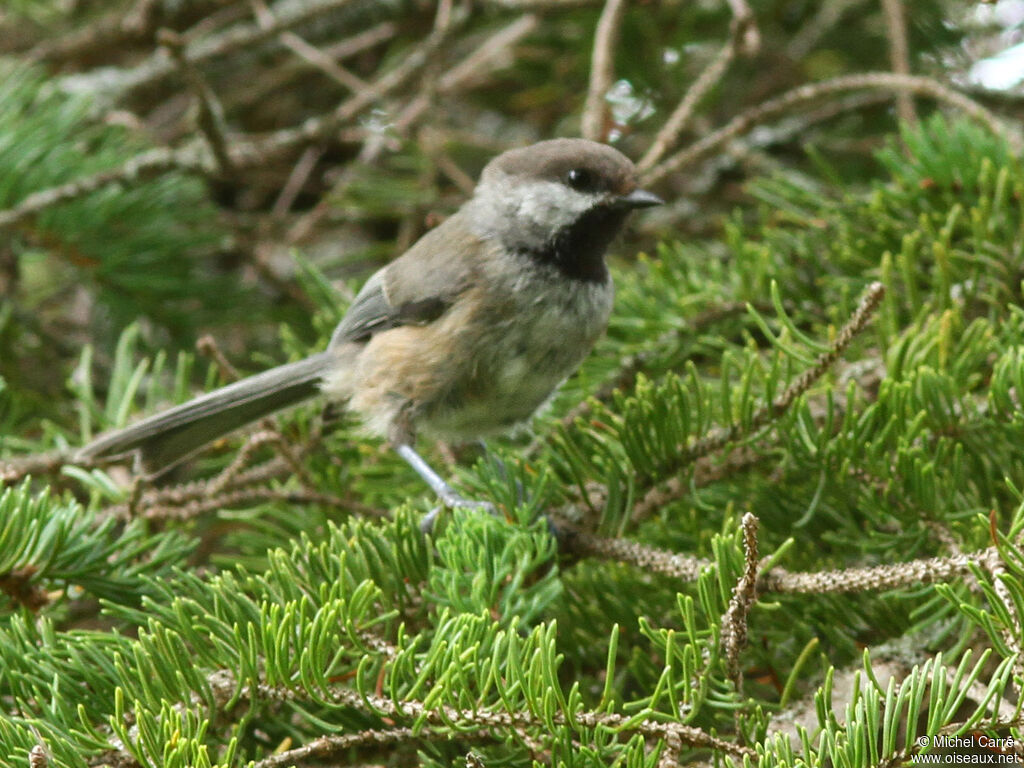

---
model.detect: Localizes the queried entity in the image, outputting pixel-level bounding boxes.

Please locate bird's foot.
[420,491,497,533]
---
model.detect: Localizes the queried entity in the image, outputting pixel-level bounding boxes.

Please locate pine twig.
[581,0,628,142]
[248,727,490,768]
[562,529,711,579]
[678,282,885,471]
[642,73,1019,187]
[250,0,369,94]
[637,1,760,172]
[880,0,916,125]
[247,680,757,757]
[158,28,235,176]
[112,0,362,98]
[570,533,1011,597]
[721,513,760,685]
[195,334,241,381]
[637,39,737,173]
[0,146,213,231]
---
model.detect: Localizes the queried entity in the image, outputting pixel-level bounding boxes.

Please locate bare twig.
[880,0,916,125]
[571,532,1010,598]
[0,146,213,231]
[158,28,235,175]
[195,334,241,382]
[228,21,397,110]
[272,146,323,218]
[643,73,1019,187]
[723,0,760,56]
[393,14,539,134]
[0,16,464,233]
[247,680,756,758]
[638,39,737,173]
[759,549,993,594]
[249,727,490,768]
[109,0,361,98]
[562,529,712,579]
[28,0,237,62]
[244,17,463,164]
[1,451,73,485]
[787,0,867,61]
[581,0,628,142]
[636,0,759,171]
[286,13,535,244]
[250,0,368,94]
[721,513,760,684]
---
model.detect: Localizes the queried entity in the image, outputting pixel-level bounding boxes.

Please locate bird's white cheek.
[516,182,598,233]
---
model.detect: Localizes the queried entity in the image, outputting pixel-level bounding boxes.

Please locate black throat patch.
[522,205,628,283]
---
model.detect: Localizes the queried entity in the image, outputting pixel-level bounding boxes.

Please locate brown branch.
[392,13,539,134]
[241,16,463,164]
[27,0,237,63]
[570,531,1012,598]
[250,0,369,94]
[285,13,535,244]
[249,727,490,768]
[642,73,1019,187]
[110,0,363,98]
[721,513,760,684]
[1,451,73,485]
[195,334,241,381]
[247,680,756,758]
[581,0,628,142]
[880,0,916,125]
[158,28,235,175]
[0,14,464,233]
[637,0,759,172]
[228,21,397,111]
[787,0,867,61]
[0,146,213,231]
[638,39,737,173]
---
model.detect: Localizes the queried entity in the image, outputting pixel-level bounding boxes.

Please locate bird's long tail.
[77,351,334,471]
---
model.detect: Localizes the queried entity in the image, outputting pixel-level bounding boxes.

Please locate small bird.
[77,138,662,521]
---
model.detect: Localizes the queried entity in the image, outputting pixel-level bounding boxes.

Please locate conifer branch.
[0,146,213,231]
[581,0,627,142]
[637,0,761,174]
[677,283,884,467]
[721,513,759,684]
[643,73,1018,186]
[158,28,236,176]
[574,531,1013,598]
[248,727,490,768]
[244,679,757,757]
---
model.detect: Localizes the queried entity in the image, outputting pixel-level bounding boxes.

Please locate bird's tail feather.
[77,352,333,472]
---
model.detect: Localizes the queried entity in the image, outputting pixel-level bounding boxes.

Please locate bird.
[77,138,662,524]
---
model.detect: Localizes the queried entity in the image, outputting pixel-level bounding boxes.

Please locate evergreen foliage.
[3,0,1024,765]
[3,114,1024,766]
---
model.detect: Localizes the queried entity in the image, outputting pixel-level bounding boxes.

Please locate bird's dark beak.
[614,188,664,210]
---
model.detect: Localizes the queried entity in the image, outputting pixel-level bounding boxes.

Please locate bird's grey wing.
[329,215,476,346]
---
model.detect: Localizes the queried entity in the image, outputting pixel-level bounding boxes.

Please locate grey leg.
[394,443,495,532]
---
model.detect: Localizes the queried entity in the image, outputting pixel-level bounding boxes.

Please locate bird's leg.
[388,411,494,531]
[394,442,494,509]
[395,443,496,532]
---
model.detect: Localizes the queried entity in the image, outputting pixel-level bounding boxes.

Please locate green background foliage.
[2,0,1023,766]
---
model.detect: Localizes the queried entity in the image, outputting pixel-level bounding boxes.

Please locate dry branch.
[581,0,628,142]
[643,73,1018,187]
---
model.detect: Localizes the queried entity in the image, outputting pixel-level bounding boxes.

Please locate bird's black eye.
[565,168,597,191]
